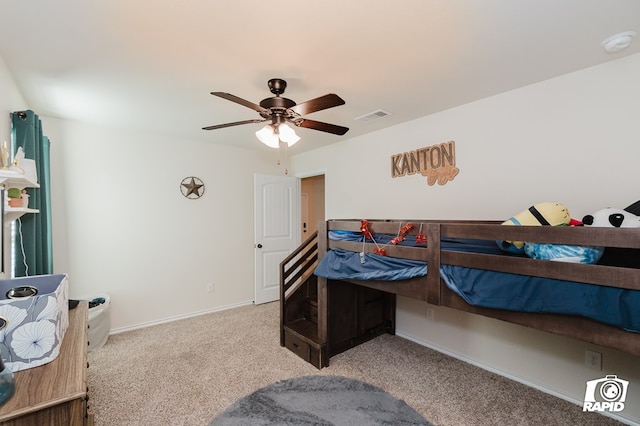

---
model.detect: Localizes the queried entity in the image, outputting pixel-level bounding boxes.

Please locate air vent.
[355,109,391,122]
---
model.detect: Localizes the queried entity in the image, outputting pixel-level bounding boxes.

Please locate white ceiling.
[1,1,639,154]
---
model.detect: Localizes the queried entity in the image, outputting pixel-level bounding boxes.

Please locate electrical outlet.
[206,282,214,293]
[585,349,602,371]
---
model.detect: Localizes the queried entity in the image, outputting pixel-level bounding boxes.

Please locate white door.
[254,174,300,304]
[301,193,309,237]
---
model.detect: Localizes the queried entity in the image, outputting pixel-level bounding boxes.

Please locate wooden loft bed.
[280,219,640,368]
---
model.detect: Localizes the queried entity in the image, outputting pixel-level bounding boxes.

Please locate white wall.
[0,55,28,275]
[42,117,285,330]
[0,56,27,142]
[291,53,640,424]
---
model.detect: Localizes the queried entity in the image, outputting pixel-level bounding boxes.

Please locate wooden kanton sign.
[391,140,459,185]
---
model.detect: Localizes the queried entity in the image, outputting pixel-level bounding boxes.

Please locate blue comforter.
[314,249,426,281]
[439,264,640,333]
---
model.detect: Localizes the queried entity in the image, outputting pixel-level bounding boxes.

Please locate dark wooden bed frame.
[280,219,640,368]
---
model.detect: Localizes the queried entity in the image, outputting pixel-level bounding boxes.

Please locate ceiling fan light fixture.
[278,123,300,146]
[256,125,280,148]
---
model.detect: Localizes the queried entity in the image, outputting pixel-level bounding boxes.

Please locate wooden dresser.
[0,302,93,425]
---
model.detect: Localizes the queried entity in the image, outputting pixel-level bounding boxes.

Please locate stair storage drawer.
[284,330,311,362]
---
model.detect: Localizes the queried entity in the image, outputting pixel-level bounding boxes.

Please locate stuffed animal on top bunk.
[523,231,605,264]
[582,204,640,268]
[498,202,572,254]
[582,207,640,228]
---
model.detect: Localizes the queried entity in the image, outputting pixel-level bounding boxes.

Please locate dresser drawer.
[284,331,311,362]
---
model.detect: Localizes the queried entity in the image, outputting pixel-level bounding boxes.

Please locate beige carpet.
[87,302,621,426]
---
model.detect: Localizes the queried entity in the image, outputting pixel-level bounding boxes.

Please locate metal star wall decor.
[180,176,205,199]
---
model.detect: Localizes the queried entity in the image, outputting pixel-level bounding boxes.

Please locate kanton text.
[391,140,459,185]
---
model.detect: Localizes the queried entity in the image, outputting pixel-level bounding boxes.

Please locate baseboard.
[396,331,638,426]
[109,300,254,335]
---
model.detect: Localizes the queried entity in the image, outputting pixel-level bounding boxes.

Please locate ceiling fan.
[202,78,349,148]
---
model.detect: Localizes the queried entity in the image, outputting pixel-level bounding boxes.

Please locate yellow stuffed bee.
[499,202,571,253]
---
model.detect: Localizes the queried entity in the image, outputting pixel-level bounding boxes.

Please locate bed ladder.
[280,231,327,367]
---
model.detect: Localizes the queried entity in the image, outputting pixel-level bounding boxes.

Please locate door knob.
[256,244,263,248]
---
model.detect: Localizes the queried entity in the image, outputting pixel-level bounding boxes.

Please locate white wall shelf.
[0,170,40,190]
[1,170,40,224]
[4,207,40,223]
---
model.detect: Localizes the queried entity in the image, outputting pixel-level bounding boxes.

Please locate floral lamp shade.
[0,275,69,372]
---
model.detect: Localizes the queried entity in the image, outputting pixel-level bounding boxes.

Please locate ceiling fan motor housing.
[259,96,296,110]
[268,78,287,95]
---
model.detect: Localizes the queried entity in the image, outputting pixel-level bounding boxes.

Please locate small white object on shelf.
[18,159,37,183]
[21,191,29,208]
[0,141,9,169]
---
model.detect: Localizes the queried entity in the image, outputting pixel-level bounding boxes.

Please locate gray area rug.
[210,375,432,425]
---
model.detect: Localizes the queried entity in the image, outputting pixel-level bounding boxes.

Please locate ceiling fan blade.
[296,119,349,135]
[211,92,268,114]
[202,119,266,131]
[289,94,345,116]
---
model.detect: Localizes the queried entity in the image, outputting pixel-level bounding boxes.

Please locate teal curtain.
[10,110,53,276]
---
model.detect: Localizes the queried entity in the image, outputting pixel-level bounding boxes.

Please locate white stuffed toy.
[582,208,640,228]
[582,207,640,268]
